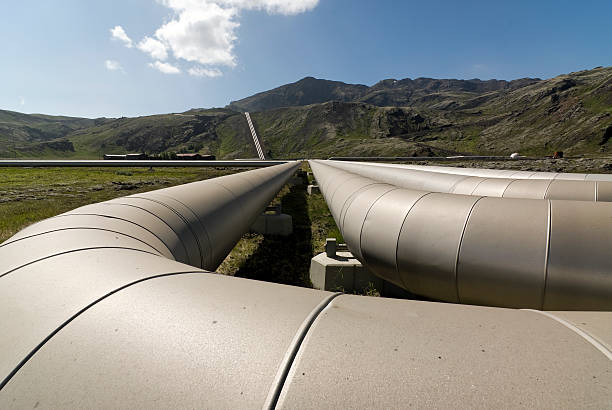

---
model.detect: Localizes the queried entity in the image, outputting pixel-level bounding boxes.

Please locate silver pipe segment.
[1,161,301,273]
[310,160,612,310]
[321,160,612,201]
[0,159,289,167]
[1,160,611,408]
[350,160,612,181]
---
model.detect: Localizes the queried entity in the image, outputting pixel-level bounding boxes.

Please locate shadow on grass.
[235,175,313,287]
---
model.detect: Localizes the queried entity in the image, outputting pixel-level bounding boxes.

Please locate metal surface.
[276,295,612,409]
[0,159,287,167]
[322,160,612,201]
[0,162,300,393]
[356,160,612,182]
[310,160,612,310]
[1,159,611,408]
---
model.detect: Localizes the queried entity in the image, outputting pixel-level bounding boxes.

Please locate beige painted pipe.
[1,162,300,272]
[348,160,612,181]
[310,160,612,310]
[1,161,611,408]
[322,160,612,201]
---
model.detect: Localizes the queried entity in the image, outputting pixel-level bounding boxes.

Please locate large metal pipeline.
[310,160,612,310]
[1,161,611,408]
[0,162,299,388]
[374,161,612,181]
[0,159,288,167]
[320,160,612,201]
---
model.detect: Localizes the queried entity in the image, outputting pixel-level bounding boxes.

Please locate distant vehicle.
[103,154,127,160]
[103,153,148,160]
[175,153,216,160]
[126,153,148,160]
[510,152,520,159]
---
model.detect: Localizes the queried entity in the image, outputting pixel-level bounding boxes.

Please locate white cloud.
[105,59,124,72]
[137,36,169,60]
[110,25,133,48]
[188,66,223,77]
[113,0,318,76]
[149,60,181,74]
[155,1,238,67]
[217,0,320,15]
[19,96,25,106]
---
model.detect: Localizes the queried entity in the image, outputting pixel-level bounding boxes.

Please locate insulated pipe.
[320,160,612,201]
[310,160,612,310]
[1,162,611,408]
[0,159,288,167]
[0,162,300,395]
[351,160,612,181]
[1,162,300,272]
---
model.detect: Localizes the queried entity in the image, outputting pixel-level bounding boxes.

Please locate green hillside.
[1,66,610,159]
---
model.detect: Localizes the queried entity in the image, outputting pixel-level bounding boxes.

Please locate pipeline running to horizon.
[0,160,611,408]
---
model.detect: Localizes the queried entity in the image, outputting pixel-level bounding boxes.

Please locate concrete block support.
[250,213,293,236]
[310,251,376,293]
[310,240,415,298]
[307,185,320,195]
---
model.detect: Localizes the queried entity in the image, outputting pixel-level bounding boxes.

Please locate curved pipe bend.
[310,160,612,310]
[324,160,612,202]
[2,161,612,409]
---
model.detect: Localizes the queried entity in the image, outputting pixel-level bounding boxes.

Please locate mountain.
[228,77,369,112]
[1,66,611,159]
[0,110,111,157]
[228,75,541,112]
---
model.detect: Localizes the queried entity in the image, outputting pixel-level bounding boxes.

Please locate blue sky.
[2,0,611,118]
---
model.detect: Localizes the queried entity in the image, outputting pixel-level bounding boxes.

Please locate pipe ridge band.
[448,174,472,193]
[339,183,392,230]
[0,270,210,391]
[500,178,518,198]
[98,202,191,263]
[353,187,400,260]
[453,196,485,304]
[263,292,342,410]
[541,199,553,310]
[391,191,433,292]
[127,196,205,268]
[468,177,489,195]
[0,227,166,257]
[0,247,162,279]
[146,194,214,269]
[522,310,612,361]
[49,213,175,259]
[543,179,557,199]
[328,174,366,206]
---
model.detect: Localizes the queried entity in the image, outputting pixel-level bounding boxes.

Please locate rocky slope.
[228,76,541,112]
[1,66,610,159]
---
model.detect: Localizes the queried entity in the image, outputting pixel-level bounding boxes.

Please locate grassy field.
[0,166,243,243]
[0,164,343,289]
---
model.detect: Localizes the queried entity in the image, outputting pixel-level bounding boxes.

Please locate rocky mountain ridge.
[0,66,610,159]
